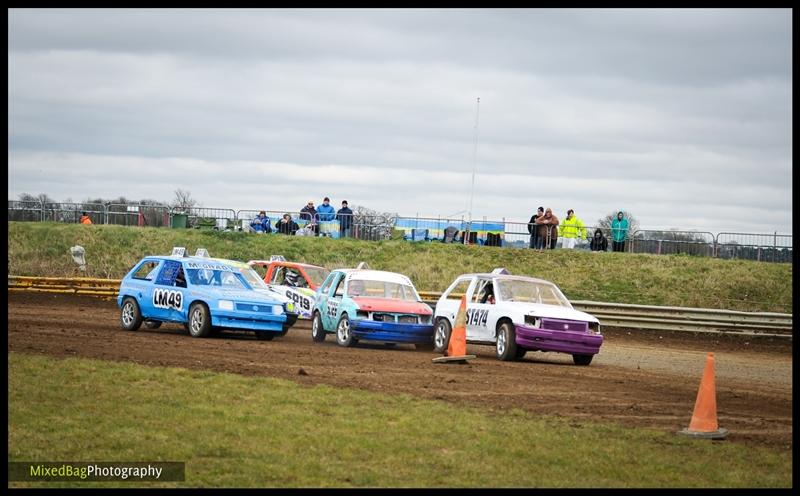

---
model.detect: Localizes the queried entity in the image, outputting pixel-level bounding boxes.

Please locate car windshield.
[239,268,269,289]
[186,268,248,289]
[304,267,330,286]
[347,278,419,301]
[495,279,573,308]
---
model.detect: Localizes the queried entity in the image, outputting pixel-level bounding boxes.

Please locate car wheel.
[515,347,527,360]
[256,332,275,341]
[336,314,357,347]
[144,320,162,329]
[573,354,594,366]
[311,312,326,342]
[120,297,143,331]
[496,321,519,361]
[188,302,212,338]
[278,327,290,336]
[433,318,451,353]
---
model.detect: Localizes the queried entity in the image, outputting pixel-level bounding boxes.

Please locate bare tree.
[170,188,198,213]
[351,205,398,241]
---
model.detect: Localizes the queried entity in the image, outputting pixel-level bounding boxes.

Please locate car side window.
[319,273,336,295]
[333,276,345,298]
[271,266,285,285]
[132,260,160,280]
[446,279,472,300]
[156,260,186,287]
[472,279,492,303]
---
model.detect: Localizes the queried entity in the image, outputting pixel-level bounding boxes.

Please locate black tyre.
[573,354,594,366]
[120,297,143,331]
[187,302,212,338]
[311,312,326,342]
[336,314,357,347]
[515,347,528,360]
[256,332,275,341]
[285,313,299,328]
[433,318,452,353]
[144,320,162,329]
[496,321,519,361]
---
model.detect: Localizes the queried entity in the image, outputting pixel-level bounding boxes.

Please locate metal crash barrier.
[8,277,792,338]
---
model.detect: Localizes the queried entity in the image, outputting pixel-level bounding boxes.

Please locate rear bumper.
[351,320,434,343]
[515,324,603,355]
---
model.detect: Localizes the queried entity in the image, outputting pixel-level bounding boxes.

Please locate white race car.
[433,268,603,365]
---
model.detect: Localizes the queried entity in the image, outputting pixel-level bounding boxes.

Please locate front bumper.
[211,310,287,332]
[515,324,603,355]
[351,320,434,344]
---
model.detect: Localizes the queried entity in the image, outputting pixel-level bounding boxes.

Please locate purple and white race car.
[433,269,603,365]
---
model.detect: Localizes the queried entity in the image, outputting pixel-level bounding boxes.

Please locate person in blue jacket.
[316,197,336,237]
[611,211,629,252]
[250,210,272,233]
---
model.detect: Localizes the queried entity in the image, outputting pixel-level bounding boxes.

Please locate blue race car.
[117,247,298,340]
[310,267,435,349]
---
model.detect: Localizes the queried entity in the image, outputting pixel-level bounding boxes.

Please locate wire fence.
[7,200,792,263]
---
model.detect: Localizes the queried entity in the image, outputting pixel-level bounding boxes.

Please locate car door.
[126,258,163,320]
[467,277,495,342]
[324,273,347,329]
[316,272,339,330]
[150,259,188,322]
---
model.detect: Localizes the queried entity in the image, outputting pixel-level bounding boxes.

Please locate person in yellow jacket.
[558,209,586,249]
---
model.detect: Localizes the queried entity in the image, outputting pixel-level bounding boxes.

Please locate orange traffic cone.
[678,352,728,439]
[432,295,475,364]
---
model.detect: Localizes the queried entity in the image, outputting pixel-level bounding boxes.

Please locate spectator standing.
[299,201,319,236]
[337,200,354,238]
[276,213,299,235]
[528,207,544,249]
[611,211,630,252]
[558,209,586,249]
[250,210,272,233]
[589,229,608,252]
[79,212,92,225]
[316,197,336,237]
[535,208,559,249]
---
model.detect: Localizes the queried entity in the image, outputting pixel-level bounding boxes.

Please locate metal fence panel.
[716,232,792,263]
[43,202,106,224]
[7,201,44,222]
[631,230,715,257]
[105,204,170,227]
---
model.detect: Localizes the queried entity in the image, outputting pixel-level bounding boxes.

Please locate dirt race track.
[8,292,793,451]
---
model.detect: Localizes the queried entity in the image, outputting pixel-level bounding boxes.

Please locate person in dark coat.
[299,201,318,236]
[276,213,299,235]
[528,206,544,249]
[336,200,354,238]
[589,229,608,252]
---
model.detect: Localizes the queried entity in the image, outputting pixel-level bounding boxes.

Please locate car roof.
[148,255,249,270]
[247,260,326,270]
[455,273,556,285]
[332,269,414,285]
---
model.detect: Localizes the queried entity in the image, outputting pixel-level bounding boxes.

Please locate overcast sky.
[8,8,793,234]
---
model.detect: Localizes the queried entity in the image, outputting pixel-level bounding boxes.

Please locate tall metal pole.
[466,97,480,245]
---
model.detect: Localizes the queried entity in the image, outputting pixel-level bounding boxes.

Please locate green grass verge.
[7,222,792,312]
[8,353,792,488]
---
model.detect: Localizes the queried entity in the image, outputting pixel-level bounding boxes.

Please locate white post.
[466,97,480,244]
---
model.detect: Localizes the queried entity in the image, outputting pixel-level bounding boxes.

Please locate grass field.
[7,353,792,488]
[7,221,792,312]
